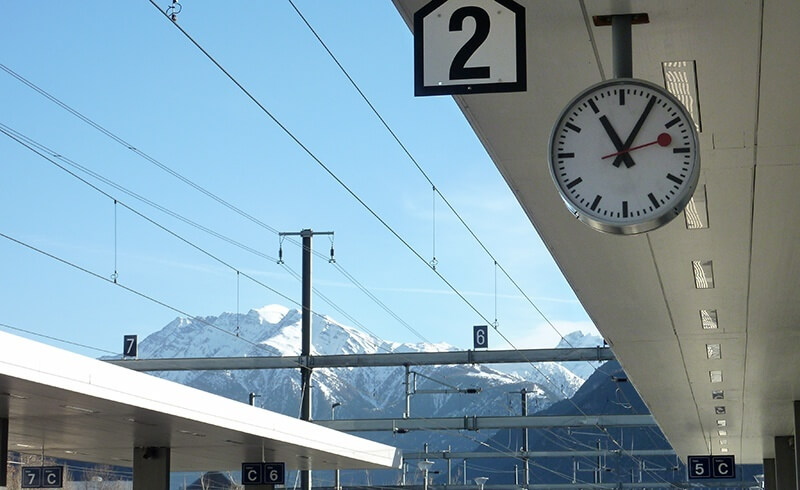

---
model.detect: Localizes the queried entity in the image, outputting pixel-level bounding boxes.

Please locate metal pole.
[447,449,452,486]
[595,440,601,484]
[300,228,313,490]
[463,461,467,484]
[521,389,529,486]
[612,15,633,79]
[333,402,341,490]
[572,458,577,484]
[405,365,411,419]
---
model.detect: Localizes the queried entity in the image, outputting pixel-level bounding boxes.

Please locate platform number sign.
[688,455,735,479]
[242,462,285,486]
[263,463,285,484]
[688,456,711,479]
[22,466,63,488]
[123,334,138,358]
[474,325,489,349]
[242,463,263,485]
[414,0,527,96]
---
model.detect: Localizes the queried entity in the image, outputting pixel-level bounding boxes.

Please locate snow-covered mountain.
[133,305,589,418]
[124,305,604,454]
[495,331,605,395]
[555,330,606,379]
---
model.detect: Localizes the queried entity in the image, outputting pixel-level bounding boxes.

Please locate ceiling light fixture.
[712,390,725,400]
[718,430,728,436]
[2,392,27,400]
[178,429,206,438]
[717,419,727,427]
[685,184,709,229]
[701,309,719,330]
[715,406,726,414]
[693,260,715,289]
[720,439,728,445]
[721,447,729,453]
[707,344,722,359]
[710,370,723,383]
[662,60,702,133]
[62,404,98,414]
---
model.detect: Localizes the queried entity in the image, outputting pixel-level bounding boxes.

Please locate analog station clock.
[548,78,700,235]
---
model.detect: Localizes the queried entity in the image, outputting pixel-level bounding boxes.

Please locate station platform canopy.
[0,331,402,472]
[393,0,800,466]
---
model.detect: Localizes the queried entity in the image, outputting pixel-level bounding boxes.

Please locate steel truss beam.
[105,347,613,372]
[402,449,675,460]
[313,414,656,432]
[361,484,750,490]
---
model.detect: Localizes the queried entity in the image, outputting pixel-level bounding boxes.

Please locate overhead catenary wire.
[0,322,118,356]
[144,0,498,329]
[3,11,668,482]
[0,121,429,350]
[0,122,441,382]
[278,5,675,484]
[0,125,304,320]
[1,120,637,478]
[1,124,441,390]
[0,65,433,349]
[284,0,582,353]
[138,7,674,483]
[0,231,602,483]
[0,215,655,485]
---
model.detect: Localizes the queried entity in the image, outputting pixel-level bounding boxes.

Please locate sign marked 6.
[473,325,489,349]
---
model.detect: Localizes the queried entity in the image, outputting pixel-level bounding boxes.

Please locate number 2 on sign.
[449,6,490,80]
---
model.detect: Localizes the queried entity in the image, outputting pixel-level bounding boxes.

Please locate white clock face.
[549,78,700,235]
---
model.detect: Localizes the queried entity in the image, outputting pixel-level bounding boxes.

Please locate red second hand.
[602,132,672,159]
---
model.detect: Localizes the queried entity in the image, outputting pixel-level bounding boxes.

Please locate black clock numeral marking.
[667,173,684,185]
[665,117,681,129]
[590,195,602,211]
[673,147,690,154]
[587,99,599,114]
[558,152,575,159]
[648,193,660,209]
[565,122,582,133]
[619,90,625,106]
[566,177,583,189]
[622,201,629,218]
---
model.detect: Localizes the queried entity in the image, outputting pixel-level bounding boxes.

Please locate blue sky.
[0,1,597,356]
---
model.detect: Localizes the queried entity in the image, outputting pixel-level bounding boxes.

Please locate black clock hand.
[614,95,657,168]
[599,115,636,168]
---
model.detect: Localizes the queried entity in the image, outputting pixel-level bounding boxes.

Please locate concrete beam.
[133,447,170,490]
[1,417,7,490]
[765,458,777,490]
[795,401,800,490]
[775,436,795,490]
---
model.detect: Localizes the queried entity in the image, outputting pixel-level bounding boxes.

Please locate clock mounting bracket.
[591,13,651,79]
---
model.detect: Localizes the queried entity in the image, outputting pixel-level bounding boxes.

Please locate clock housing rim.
[547,77,700,235]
